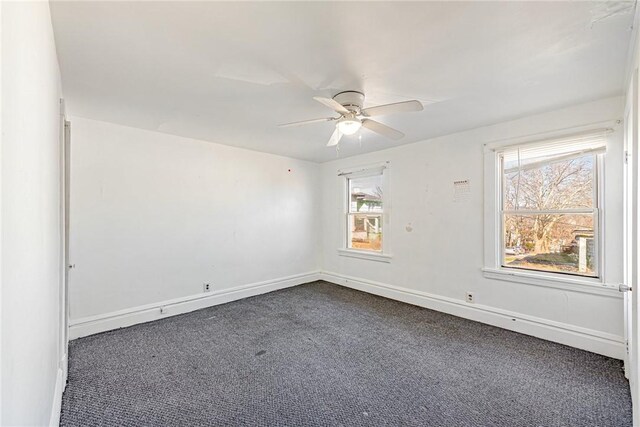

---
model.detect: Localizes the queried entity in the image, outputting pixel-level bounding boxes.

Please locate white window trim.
[481,268,618,296]
[483,124,620,295]
[337,161,393,262]
[337,248,392,263]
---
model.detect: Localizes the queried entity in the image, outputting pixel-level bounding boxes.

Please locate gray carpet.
[60,281,632,426]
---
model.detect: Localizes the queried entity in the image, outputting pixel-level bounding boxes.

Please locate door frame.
[624,66,640,426]
[58,99,70,385]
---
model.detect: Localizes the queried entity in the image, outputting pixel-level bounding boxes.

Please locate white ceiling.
[50,1,635,162]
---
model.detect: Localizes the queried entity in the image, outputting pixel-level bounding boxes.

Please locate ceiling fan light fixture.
[279,91,421,146]
[337,117,362,135]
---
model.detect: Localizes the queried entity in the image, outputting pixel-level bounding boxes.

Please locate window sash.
[348,205,384,214]
[499,153,598,212]
[500,210,600,278]
[346,171,384,253]
[346,213,384,218]
[348,207,384,214]
[498,149,601,278]
[502,208,596,215]
[346,213,383,252]
[347,176,383,214]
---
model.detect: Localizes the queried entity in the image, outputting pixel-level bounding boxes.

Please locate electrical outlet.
[203,283,211,292]
[465,292,474,303]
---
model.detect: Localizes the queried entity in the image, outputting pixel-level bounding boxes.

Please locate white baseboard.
[69,271,320,340]
[68,270,624,359]
[320,271,626,360]
[49,352,68,427]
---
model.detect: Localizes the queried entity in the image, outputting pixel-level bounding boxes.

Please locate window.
[346,171,383,252]
[496,131,607,278]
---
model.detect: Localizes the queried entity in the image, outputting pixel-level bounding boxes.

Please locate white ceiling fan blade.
[361,119,404,140]
[278,117,335,128]
[326,127,342,146]
[361,100,423,117]
[313,96,350,115]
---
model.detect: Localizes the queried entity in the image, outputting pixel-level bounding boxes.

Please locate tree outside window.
[501,150,599,277]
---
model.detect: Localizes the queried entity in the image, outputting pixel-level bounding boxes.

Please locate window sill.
[481,267,621,298]
[337,249,392,263]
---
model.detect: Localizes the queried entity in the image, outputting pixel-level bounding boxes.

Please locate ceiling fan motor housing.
[279,89,419,145]
[333,91,365,113]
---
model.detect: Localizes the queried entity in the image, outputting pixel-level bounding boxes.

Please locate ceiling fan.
[278,91,424,147]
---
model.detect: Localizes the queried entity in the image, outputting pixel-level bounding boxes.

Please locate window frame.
[482,127,619,295]
[337,162,392,263]
[498,150,602,279]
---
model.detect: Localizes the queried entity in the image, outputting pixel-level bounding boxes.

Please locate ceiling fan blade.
[326,127,342,146]
[278,117,335,128]
[361,119,404,140]
[361,100,423,117]
[313,96,350,115]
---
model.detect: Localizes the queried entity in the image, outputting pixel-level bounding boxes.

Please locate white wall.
[1,1,65,425]
[70,97,626,359]
[320,96,626,357]
[68,117,320,322]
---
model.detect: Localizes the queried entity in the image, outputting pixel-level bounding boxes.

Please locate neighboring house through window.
[337,163,392,263]
[347,172,384,252]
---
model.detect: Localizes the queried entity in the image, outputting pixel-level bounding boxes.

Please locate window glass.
[501,152,598,277]
[348,214,382,251]
[349,175,383,213]
[503,155,595,211]
[503,213,596,276]
[347,174,383,251]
